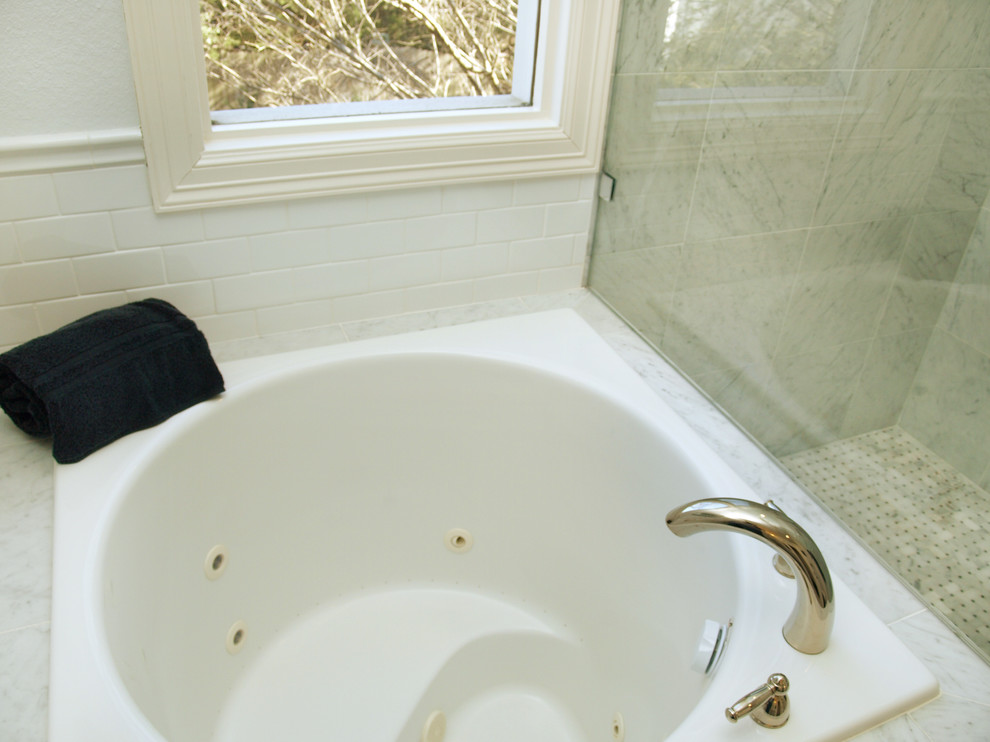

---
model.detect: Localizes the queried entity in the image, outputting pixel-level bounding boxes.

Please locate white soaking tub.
[50,310,937,742]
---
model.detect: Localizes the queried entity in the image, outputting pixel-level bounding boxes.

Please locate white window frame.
[122,0,621,212]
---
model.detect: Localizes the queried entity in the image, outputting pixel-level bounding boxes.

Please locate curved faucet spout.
[665,498,834,654]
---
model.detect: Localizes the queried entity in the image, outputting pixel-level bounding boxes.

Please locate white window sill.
[122,0,620,212]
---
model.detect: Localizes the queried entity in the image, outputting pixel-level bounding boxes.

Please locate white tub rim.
[50,308,940,742]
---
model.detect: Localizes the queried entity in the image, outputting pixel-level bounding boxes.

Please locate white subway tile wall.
[0,165,596,350]
[0,174,60,222]
[0,225,18,265]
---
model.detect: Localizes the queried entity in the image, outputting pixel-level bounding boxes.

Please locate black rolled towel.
[0,299,224,464]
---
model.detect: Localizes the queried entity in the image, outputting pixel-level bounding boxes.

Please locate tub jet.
[420,709,446,742]
[226,620,248,655]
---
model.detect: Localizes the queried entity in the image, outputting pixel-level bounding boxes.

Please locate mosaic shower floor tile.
[782,426,990,662]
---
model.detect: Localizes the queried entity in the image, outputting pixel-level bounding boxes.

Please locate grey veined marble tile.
[913,694,990,742]
[0,442,54,633]
[662,275,789,377]
[856,0,987,70]
[603,72,713,171]
[813,142,937,226]
[690,362,776,450]
[924,70,990,212]
[586,246,680,348]
[777,218,910,357]
[891,610,990,705]
[0,624,50,742]
[660,231,805,377]
[613,0,728,74]
[834,70,960,151]
[814,69,962,226]
[969,4,990,69]
[878,209,978,337]
[686,144,830,241]
[760,340,871,457]
[685,71,843,241]
[847,712,931,742]
[706,71,848,148]
[901,328,990,484]
[937,207,990,358]
[597,73,713,253]
[592,161,699,253]
[841,330,930,438]
[718,0,870,71]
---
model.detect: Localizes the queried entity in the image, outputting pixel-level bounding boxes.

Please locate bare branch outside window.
[201,0,520,112]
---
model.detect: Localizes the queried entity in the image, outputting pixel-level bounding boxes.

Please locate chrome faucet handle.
[726,673,790,728]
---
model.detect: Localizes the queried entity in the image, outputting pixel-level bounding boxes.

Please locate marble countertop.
[2,289,988,741]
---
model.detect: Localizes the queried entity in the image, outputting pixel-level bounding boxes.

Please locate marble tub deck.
[2,289,988,741]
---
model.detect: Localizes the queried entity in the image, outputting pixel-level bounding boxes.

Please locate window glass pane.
[201,0,523,113]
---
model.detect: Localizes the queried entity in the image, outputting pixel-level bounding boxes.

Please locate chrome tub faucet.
[665,498,835,654]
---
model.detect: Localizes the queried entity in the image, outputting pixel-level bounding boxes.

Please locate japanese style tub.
[50,310,937,742]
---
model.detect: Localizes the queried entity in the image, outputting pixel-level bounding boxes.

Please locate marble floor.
[783,426,990,663]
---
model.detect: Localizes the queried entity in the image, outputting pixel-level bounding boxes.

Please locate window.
[122,0,620,212]
[202,0,539,122]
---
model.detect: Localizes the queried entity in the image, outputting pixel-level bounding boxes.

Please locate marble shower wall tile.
[718,0,869,71]
[901,328,990,483]
[879,209,979,337]
[900,201,990,482]
[761,340,872,456]
[777,218,910,357]
[660,230,804,377]
[690,362,776,445]
[833,70,960,151]
[969,5,990,69]
[586,246,680,347]
[686,145,827,240]
[602,73,713,169]
[613,0,728,74]
[814,143,938,227]
[595,73,713,253]
[590,0,990,466]
[814,70,961,227]
[840,329,930,438]
[939,207,990,357]
[673,228,806,291]
[686,71,844,241]
[925,70,990,213]
[591,162,698,254]
[856,0,988,70]
[704,71,847,147]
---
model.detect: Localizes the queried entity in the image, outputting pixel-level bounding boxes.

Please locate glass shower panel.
[588,0,990,661]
